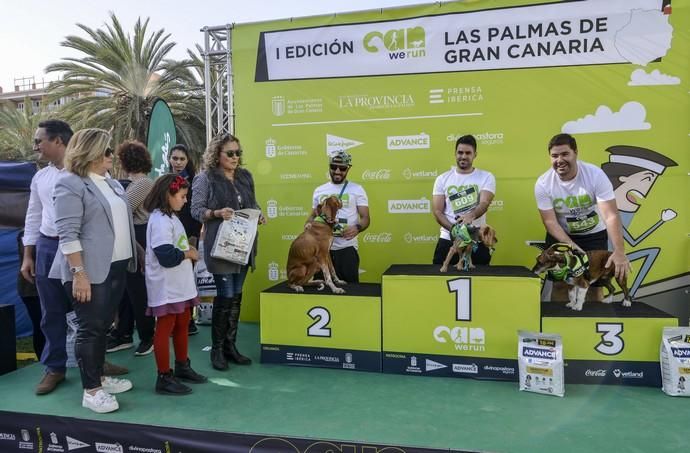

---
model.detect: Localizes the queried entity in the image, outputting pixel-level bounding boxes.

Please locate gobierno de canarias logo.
[363,25,426,60]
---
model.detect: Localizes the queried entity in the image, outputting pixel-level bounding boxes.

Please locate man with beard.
[534,133,631,284]
[432,134,496,267]
[307,150,370,283]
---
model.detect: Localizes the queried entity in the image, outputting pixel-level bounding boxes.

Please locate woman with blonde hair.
[50,128,138,413]
[191,133,265,371]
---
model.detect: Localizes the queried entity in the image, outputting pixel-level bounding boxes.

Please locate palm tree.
[46,12,205,148]
[0,100,45,161]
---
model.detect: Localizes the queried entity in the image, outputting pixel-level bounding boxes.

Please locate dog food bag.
[518,330,565,397]
[660,327,690,397]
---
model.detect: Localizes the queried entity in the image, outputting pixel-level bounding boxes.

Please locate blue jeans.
[35,235,72,374]
[213,267,248,298]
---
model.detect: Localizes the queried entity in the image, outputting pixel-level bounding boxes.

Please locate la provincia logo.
[326,134,363,155]
[388,198,430,214]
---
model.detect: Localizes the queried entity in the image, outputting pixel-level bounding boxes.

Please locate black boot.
[224,294,252,365]
[156,371,192,395]
[210,297,230,371]
[174,358,208,383]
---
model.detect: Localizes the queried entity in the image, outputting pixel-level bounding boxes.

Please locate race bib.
[449,186,478,216]
[566,211,599,234]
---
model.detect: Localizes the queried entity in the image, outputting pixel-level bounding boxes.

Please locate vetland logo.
[265,138,307,158]
[362,232,393,243]
[326,134,363,154]
[338,94,415,110]
[433,326,486,352]
[612,369,644,379]
[387,132,429,150]
[363,25,426,60]
[402,168,438,180]
[585,369,607,377]
[522,347,556,360]
[388,198,430,214]
[362,169,391,180]
[404,233,437,244]
[453,363,479,374]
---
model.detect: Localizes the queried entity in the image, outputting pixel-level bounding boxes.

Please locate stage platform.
[0,323,686,453]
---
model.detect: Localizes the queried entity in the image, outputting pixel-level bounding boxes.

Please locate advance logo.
[388,198,430,214]
[387,133,430,150]
[522,347,556,360]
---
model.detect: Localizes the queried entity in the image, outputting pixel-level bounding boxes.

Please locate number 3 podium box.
[381,265,541,380]
[260,282,382,372]
[541,301,678,387]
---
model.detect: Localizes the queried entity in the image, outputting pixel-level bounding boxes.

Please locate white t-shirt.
[432,167,496,240]
[146,210,197,308]
[312,180,368,250]
[534,161,615,236]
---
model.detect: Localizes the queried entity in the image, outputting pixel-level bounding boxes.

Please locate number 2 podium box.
[381,265,541,380]
[541,301,678,387]
[260,282,382,372]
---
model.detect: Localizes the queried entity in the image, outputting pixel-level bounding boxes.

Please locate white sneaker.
[82,389,119,413]
[101,376,133,394]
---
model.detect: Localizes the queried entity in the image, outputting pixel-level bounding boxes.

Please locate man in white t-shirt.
[432,135,496,266]
[534,133,630,282]
[308,150,370,283]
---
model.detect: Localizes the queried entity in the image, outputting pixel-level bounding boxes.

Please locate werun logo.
[66,436,90,451]
[388,198,431,214]
[433,326,486,352]
[425,359,447,372]
[326,134,363,155]
[387,133,430,150]
[363,26,426,60]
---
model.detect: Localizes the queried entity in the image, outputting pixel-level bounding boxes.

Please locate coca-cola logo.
[361,169,391,180]
[362,232,393,243]
[585,369,607,377]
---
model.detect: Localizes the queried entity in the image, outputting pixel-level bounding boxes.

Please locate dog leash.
[314,182,350,233]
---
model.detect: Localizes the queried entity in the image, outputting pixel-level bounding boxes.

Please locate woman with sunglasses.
[191,133,265,371]
[168,144,202,336]
[49,128,138,413]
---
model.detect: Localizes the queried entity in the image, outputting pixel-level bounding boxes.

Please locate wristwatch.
[69,265,84,274]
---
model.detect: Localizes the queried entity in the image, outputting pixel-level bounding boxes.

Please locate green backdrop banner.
[147,99,176,179]
[232,0,688,322]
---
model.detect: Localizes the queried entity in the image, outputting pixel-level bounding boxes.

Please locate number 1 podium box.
[381,265,541,380]
[260,282,382,372]
[541,301,678,387]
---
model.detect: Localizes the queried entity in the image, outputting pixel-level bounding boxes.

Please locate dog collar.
[546,243,589,281]
[450,224,473,247]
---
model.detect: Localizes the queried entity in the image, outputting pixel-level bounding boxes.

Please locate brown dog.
[440,224,497,272]
[286,195,346,294]
[531,244,632,311]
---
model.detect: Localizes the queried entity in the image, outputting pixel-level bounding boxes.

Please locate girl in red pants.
[143,175,207,394]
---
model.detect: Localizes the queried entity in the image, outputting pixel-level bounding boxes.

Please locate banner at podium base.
[563,359,661,386]
[382,351,518,381]
[261,344,381,372]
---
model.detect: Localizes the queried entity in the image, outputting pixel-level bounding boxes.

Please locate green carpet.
[0,323,685,453]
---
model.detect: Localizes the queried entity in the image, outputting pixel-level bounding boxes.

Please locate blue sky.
[0,0,431,91]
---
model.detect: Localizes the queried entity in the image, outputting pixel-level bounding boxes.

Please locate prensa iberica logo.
[363,25,426,60]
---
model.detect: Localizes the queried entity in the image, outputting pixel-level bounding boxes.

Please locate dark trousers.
[315,247,360,283]
[34,235,72,373]
[432,238,492,266]
[67,260,128,390]
[20,295,45,358]
[112,224,154,342]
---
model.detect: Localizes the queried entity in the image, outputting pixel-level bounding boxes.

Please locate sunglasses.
[104,147,114,158]
[224,149,243,158]
[330,164,349,172]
